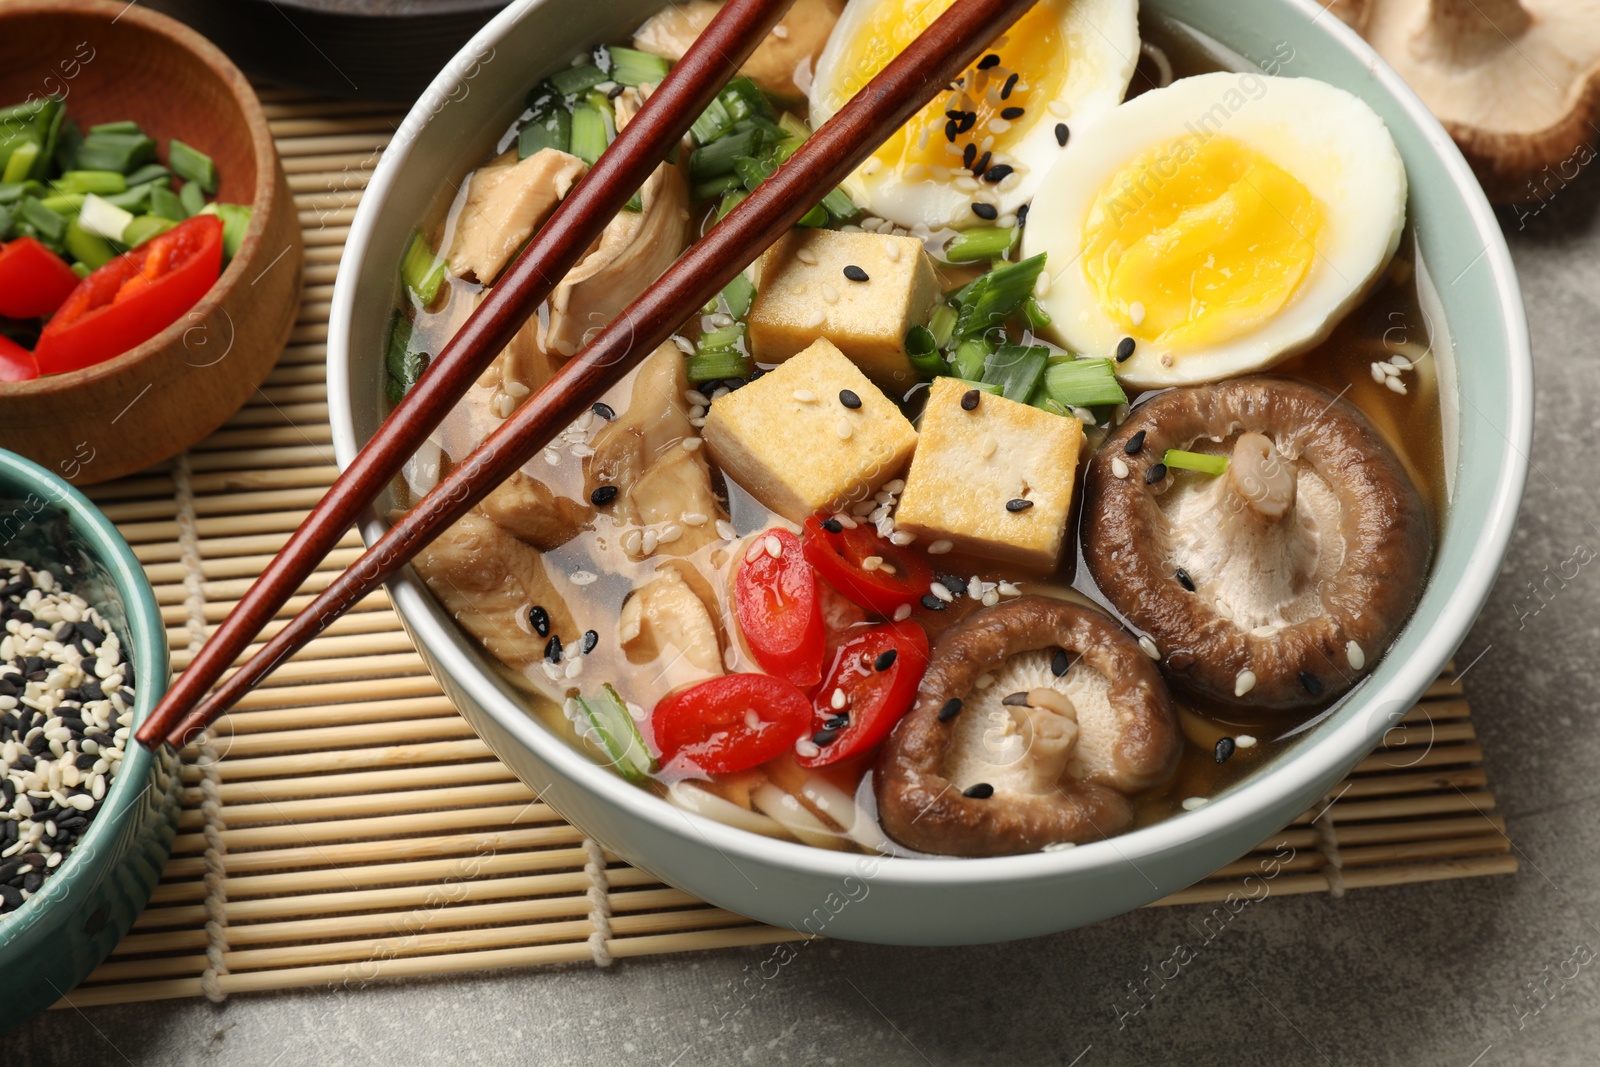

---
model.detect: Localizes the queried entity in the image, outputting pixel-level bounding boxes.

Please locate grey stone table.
[5,181,1597,1067]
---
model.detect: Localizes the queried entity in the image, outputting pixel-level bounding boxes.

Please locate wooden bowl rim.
[0,0,286,398]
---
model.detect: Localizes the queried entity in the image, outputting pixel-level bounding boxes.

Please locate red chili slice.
[652,673,812,775]
[734,528,825,688]
[801,515,934,617]
[800,620,930,768]
[0,237,81,320]
[33,214,223,375]
[0,335,37,382]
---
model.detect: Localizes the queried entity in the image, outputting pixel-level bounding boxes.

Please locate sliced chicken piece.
[618,565,724,692]
[633,0,843,100]
[410,510,575,678]
[544,89,689,357]
[586,342,722,560]
[480,470,592,552]
[448,148,587,285]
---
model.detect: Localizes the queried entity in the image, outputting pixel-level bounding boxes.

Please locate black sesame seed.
[591,401,616,420]
[920,594,947,611]
[1116,336,1136,362]
[1051,648,1072,677]
[1001,72,1019,98]
[963,783,995,799]
[957,112,977,134]
[76,622,103,645]
[963,143,977,168]
[1175,568,1195,592]
[825,713,850,730]
[971,202,998,221]
[54,622,74,642]
[874,649,898,671]
[529,606,550,637]
[1016,203,1029,227]
[938,574,968,597]
[544,635,563,664]
[1005,497,1034,512]
[1145,463,1168,485]
[722,377,746,391]
[960,388,981,411]
[1054,122,1070,147]
[838,388,862,409]
[1001,691,1030,706]
[821,518,844,534]
[0,885,21,911]
[938,698,963,722]
[1300,671,1324,697]
[1000,106,1024,120]
[842,264,869,283]
[582,630,599,655]
[977,53,1001,69]
[813,727,840,747]
[590,485,619,506]
[971,150,992,176]
[945,119,959,142]
[982,164,1014,184]
[1124,430,1147,455]
[1215,737,1237,764]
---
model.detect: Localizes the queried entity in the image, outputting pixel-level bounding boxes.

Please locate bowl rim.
[0,0,282,397]
[327,0,1531,890]
[0,447,169,940]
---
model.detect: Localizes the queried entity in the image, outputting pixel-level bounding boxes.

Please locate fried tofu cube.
[704,338,917,523]
[748,229,939,390]
[894,378,1082,572]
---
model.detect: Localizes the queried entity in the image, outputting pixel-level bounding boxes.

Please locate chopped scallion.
[946,376,1003,396]
[87,120,141,135]
[1042,358,1127,409]
[16,197,63,243]
[37,192,85,216]
[2,141,39,184]
[982,343,1049,402]
[686,347,752,382]
[943,225,1017,264]
[1023,295,1052,330]
[954,253,1046,339]
[905,325,945,378]
[122,213,175,247]
[167,138,217,193]
[575,683,656,781]
[951,336,993,382]
[64,218,115,270]
[73,131,155,174]
[928,302,958,348]
[178,178,206,217]
[549,63,609,97]
[401,229,446,307]
[199,202,252,261]
[518,108,571,158]
[721,272,755,318]
[124,163,171,187]
[568,101,610,166]
[691,125,764,181]
[53,169,125,195]
[608,46,671,87]
[1163,449,1229,476]
[78,192,133,241]
[148,185,186,221]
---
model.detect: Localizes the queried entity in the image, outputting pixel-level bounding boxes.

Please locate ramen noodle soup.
[381,2,1442,857]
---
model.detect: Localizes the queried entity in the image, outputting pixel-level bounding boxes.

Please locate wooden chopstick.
[133,0,798,750]
[160,0,1043,748]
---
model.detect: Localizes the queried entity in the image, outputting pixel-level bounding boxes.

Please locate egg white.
[807,0,1139,231]
[1022,72,1407,389]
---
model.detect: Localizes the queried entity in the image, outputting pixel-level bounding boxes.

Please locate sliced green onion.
[982,343,1049,402]
[721,272,755,318]
[698,322,746,350]
[944,225,1017,264]
[518,108,571,158]
[690,125,764,181]
[955,253,1047,339]
[401,229,446,307]
[608,46,670,86]
[690,173,742,202]
[945,376,1002,396]
[716,187,747,222]
[928,302,958,349]
[199,202,252,261]
[686,348,752,381]
[52,119,82,172]
[101,184,151,212]
[550,63,609,97]
[731,152,776,191]
[385,309,430,393]
[0,204,11,238]
[575,683,655,781]
[0,180,43,205]
[16,197,63,243]
[68,260,89,279]
[1163,449,1229,476]
[167,138,217,193]
[1043,358,1128,409]
[124,163,171,187]
[64,218,115,270]
[905,325,945,378]
[53,169,125,195]
[690,77,773,145]
[795,203,828,228]
[87,120,141,135]
[74,132,156,174]
[1023,295,1052,330]
[689,96,732,147]
[568,101,610,167]
[32,101,63,182]
[122,214,176,247]
[951,335,992,382]
[78,192,132,241]
[178,178,207,217]
[777,112,810,141]
[37,192,84,215]
[2,141,38,184]
[148,185,186,221]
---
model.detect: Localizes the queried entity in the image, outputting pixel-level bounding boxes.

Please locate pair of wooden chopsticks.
[135,0,1042,751]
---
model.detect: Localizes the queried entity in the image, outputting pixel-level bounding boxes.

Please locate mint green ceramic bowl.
[0,450,179,1029]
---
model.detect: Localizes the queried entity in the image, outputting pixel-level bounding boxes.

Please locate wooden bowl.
[0,0,302,486]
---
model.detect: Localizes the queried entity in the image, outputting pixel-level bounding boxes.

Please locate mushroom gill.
[1082,377,1431,710]
[875,597,1180,857]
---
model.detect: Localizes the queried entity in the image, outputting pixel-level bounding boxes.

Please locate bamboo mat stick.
[177,780,539,830]
[182,737,495,781]
[177,759,517,808]
[1288,790,1496,826]
[159,825,585,879]
[1151,855,1519,907]
[223,673,432,711]
[166,802,566,855]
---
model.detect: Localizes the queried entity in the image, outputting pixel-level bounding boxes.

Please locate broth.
[388,12,1447,855]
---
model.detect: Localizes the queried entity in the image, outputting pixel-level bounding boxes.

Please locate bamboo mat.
[51,88,1516,1009]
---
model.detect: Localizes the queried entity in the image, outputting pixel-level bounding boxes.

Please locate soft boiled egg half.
[1023,72,1407,389]
[808,0,1138,231]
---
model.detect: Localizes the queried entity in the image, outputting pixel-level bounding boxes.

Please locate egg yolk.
[831,0,1068,179]
[1081,135,1324,349]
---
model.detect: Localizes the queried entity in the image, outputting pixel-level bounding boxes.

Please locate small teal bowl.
[0,449,179,1029]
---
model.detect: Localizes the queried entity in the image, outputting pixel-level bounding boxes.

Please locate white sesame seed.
[1389,354,1413,370]
[861,555,882,572]
[505,381,531,399]
[884,242,901,262]
[681,512,708,527]
[796,738,821,759]
[622,529,644,555]
[837,418,854,440]
[765,534,783,558]
[974,673,995,689]
[804,308,826,328]
[927,539,954,555]
[1235,734,1258,749]
[1181,797,1209,811]
[997,582,1021,597]
[686,389,710,406]
[834,513,858,529]
[883,479,905,494]
[1139,635,1160,659]
[889,531,915,546]
[861,158,882,177]
[1346,640,1366,670]
[1214,599,1234,620]
[1235,670,1257,697]
[821,283,839,304]
[772,22,789,38]
[658,524,683,545]
[681,437,703,452]
[1042,841,1077,852]
[893,603,913,621]
[564,657,585,679]
[492,392,515,419]
[831,688,848,710]
[642,530,659,555]
[674,336,697,355]
[1386,377,1407,395]
[1111,457,1129,479]
[930,582,954,603]
[724,646,739,670]
[746,709,763,729]
[569,570,598,586]
[746,537,765,561]
[1379,361,1400,377]
[792,389,817,403]
[688,404,707,419]
[716,519,738,540]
